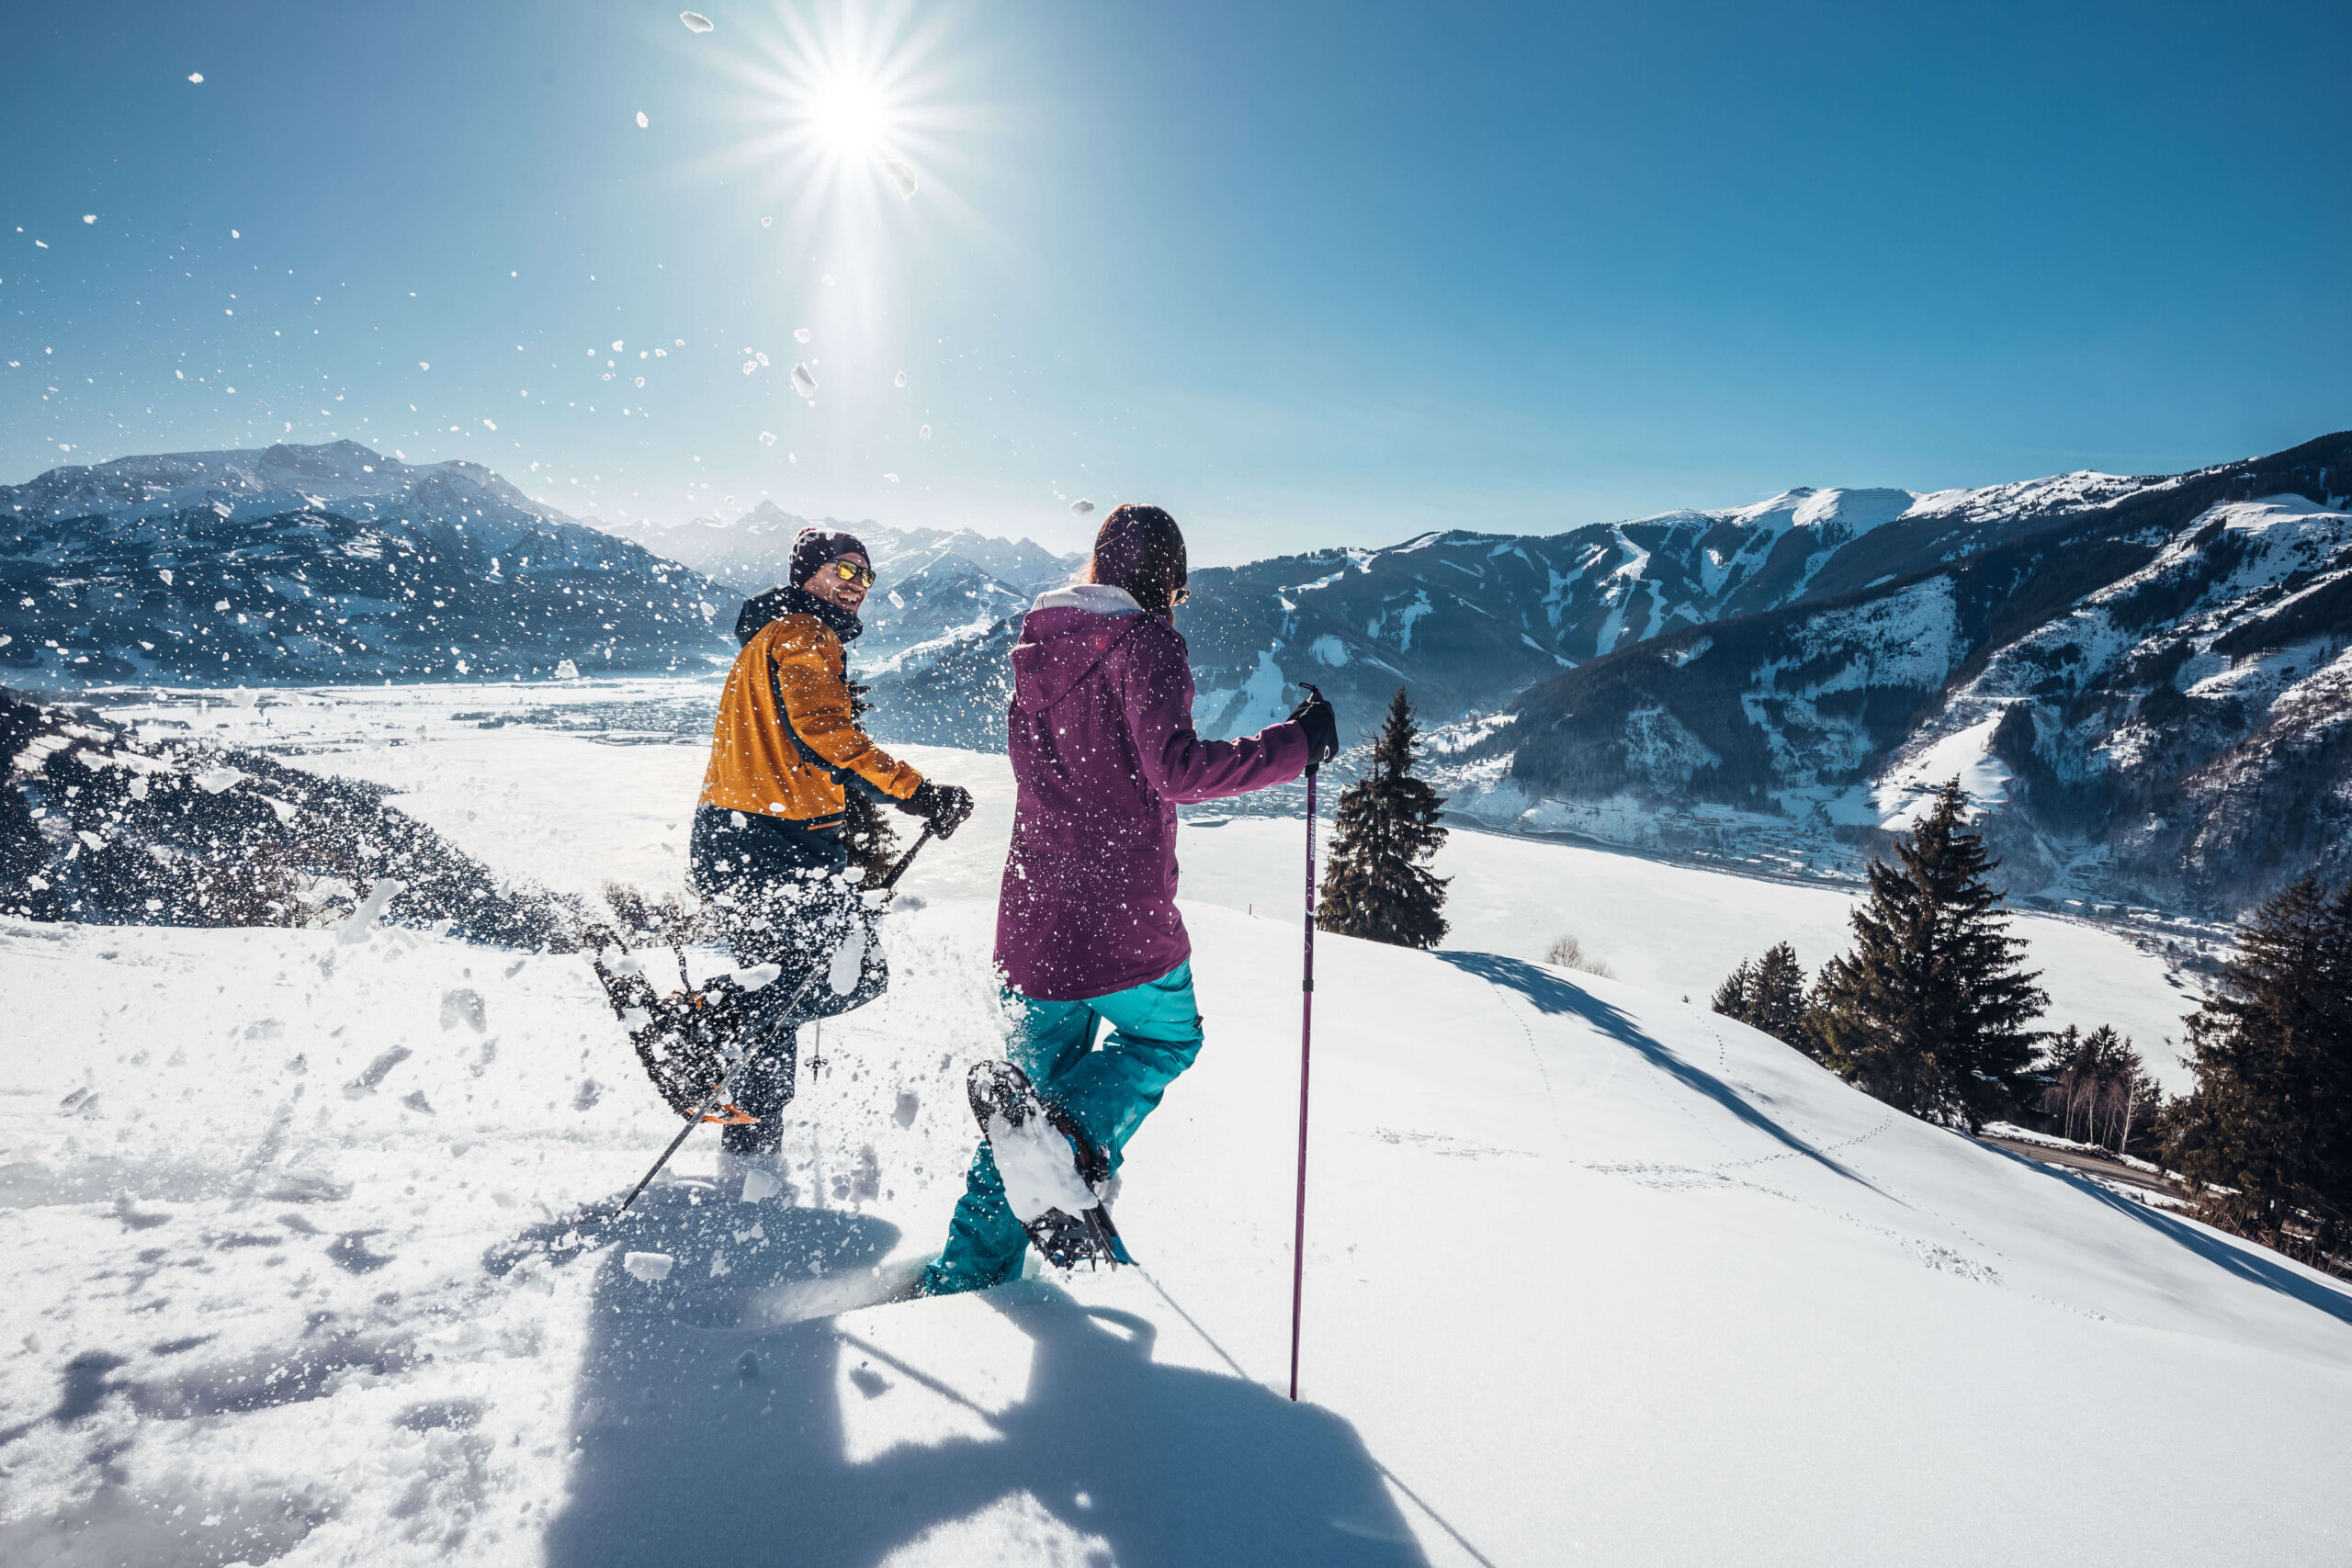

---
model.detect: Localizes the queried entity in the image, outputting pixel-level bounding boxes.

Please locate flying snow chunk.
[680,10,714,31]
[758,431,777,446]
[612,339,624,351]
[828,922,867,996]
[741,360,757,376]
[793,327,810,344]
[336,879,405,944]
[555,658,580,679]
[636,111,650,129]
[760,216,773,228]
[893,370,908,389]
[195,766,246,794]
[623,1251,674,1281]
[418,361,429,371]
[739,1167,780,1202]
[82,215,95,225]
[790,363,817,398]
[884,472,901,483]
[482,418,497,430]
[986,1110,1100,1225]
[883,161,919,199]
[187,73,203,84]
[1070,499,1096,515]
[919,423,931,441]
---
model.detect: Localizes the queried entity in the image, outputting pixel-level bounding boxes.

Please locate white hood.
[1030,582,1142,615]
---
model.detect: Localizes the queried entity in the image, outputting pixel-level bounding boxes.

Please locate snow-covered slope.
[4,846,2346,1562]
[57,682,2196,1076]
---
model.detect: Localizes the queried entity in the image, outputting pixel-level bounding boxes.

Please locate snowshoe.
[586,931,756,1122]
[966,1060,1124,1270]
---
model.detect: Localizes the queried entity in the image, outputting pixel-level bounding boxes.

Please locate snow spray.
[605,822,938,1225]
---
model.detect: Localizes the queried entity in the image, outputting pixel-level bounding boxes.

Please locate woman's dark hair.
[1084,503,1188,615]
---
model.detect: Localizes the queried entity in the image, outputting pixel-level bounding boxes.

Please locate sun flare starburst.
[810,77,890,157]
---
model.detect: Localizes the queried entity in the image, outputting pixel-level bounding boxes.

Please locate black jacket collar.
[737,583,863,647]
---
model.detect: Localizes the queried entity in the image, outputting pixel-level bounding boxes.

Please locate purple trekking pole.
[1289,688,1322,1403]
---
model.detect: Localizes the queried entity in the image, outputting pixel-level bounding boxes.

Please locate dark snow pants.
[688,807,886,1155]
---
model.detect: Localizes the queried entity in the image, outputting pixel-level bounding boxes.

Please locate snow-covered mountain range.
[1432,432,2352,915]
[602,503,1080,660]
[854,461,2196,750]
[1,441,734,683]
[11,432,2350,914]
[855,431,2352,917]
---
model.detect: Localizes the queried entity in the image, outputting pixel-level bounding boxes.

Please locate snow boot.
[586,931,756,1122]
[966,1060,1123,1271]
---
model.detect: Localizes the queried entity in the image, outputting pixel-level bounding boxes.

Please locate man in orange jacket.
[692,527,973,1194]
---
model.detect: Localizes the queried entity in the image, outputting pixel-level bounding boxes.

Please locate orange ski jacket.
[699,611,923,827]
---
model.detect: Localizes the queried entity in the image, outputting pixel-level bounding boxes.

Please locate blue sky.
[5,1,2346,564]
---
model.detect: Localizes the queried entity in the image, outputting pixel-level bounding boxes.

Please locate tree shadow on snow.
[1436,950,1883,1193]
[1979,1146,2352,1331]
[524,1184,1429,1567]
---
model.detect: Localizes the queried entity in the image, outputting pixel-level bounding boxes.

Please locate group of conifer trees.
[1713,781,2349,1273]
[1713,783,2046,1132]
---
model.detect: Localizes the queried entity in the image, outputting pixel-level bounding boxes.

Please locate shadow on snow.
[1437,950,1883,1192]
[1978,1145,2352,1331]
[500,1183,1429,1567]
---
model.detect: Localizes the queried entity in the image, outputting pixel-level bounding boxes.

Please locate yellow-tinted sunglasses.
[827,560,877,587]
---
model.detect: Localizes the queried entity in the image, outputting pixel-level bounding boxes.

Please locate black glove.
[901,780,975,840]
[1288,689,1339,768]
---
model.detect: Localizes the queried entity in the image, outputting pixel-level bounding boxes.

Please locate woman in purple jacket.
[920,504,1339,1295]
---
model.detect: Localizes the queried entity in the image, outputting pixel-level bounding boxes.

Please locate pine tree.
[1317,687,1449,948]
[842,674,903,887]
[1712,941,1816,1055]
[2161,876,2352,1264]
[1812,780,2048,1130]
[1711,959,1755,1020]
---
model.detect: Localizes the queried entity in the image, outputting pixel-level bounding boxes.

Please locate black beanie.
[789,527,870,587]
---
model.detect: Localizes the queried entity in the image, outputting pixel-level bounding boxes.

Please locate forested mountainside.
[858,449,2209,753]
[1464,430,2352,914]
[1,442,735,683]
[1060,468,2178,748]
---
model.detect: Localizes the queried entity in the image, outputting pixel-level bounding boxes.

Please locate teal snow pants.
[919,960,1204,1296]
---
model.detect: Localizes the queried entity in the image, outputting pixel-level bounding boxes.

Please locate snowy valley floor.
[5,683,2350,1565]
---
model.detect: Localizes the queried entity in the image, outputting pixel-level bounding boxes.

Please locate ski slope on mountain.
[6,682,2348,1565]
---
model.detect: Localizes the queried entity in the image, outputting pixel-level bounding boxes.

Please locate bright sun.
[810,78,889,156]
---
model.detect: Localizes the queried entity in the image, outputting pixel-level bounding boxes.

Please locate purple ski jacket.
[995,584,1310,1000]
